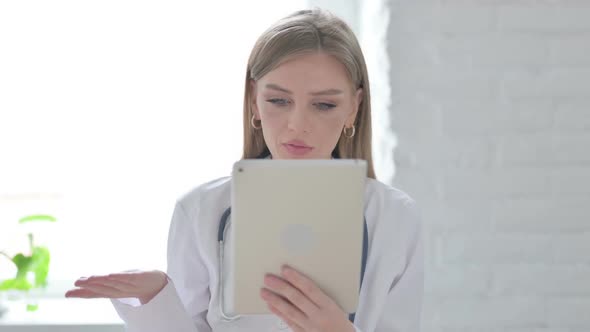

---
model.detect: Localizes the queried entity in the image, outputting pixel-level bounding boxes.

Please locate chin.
[277,152,329,160]
[272,145,331,160]
[274,154,311,160]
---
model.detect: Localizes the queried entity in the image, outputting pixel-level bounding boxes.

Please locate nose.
[287,106,311,133]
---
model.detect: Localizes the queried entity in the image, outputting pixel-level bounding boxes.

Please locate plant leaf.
[0,278,32,291]
[30,246,50,287]
[18,215,56,224]
[12,253,33,279]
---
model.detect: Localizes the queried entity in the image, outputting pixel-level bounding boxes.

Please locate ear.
[346,88,363,126]
[250,79,260,119]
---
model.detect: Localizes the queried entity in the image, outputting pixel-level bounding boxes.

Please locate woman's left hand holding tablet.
[261,265,356,332]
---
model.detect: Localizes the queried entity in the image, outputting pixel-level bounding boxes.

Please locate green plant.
[0,214,56,311]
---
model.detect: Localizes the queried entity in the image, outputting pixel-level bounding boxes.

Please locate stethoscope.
[217,206,369,324]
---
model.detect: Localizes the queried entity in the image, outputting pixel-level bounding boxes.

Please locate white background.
[0,0,311,286]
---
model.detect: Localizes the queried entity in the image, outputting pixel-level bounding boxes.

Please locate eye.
[266,98,290,107]
[314,102,336,111]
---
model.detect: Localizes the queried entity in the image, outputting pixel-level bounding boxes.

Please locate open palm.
[65,269,168,305]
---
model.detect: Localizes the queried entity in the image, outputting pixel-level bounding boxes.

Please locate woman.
[65,8,423,332]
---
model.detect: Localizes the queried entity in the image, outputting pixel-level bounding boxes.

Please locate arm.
[356,198,424,332]
[111,200,212,332]
[378,199,423,332]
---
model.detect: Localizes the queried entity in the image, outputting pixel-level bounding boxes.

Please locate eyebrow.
[265,83,344,96]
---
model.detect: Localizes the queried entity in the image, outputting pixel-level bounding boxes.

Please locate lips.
[285,140,311,148]
[282,140,313,156]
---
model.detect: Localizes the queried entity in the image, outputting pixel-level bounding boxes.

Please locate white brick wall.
[387,1,590,331]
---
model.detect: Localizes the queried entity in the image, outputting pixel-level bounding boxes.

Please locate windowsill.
[0,298,124,332]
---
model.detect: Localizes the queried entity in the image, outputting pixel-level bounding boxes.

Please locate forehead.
[258,52,353,92]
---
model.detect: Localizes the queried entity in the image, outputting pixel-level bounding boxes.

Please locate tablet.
[222,159,367,316]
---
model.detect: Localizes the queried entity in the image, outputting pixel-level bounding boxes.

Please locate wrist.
[139,271,168,305]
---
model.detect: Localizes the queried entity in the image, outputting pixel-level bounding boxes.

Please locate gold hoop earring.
[343,125,355,138]
[251,115,261,130]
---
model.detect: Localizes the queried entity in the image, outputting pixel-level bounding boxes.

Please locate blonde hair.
[242,8,375,179]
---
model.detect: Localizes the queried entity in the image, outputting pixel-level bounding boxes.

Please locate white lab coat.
[110,176,424,332]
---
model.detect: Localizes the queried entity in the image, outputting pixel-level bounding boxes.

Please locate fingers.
[89,278,135,292]
[267,304,305,332]
[263,273,319,318]
[280,265,331,308]
[105,272,140,283]
[262,289,307,331]
[65,285,130,299]
[69,275,137,299]
[262,266,353,332]
[65,288,103,299]
[81,282,131,298]
[66,284,127,299]
[75,275,109,286]
[75,275,134,288]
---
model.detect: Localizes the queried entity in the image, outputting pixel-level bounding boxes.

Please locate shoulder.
[365,177,422,239]
[175,176,232,218]
[365,177,419,211]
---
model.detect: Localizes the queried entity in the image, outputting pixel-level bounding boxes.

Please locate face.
[251,52,362,159]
